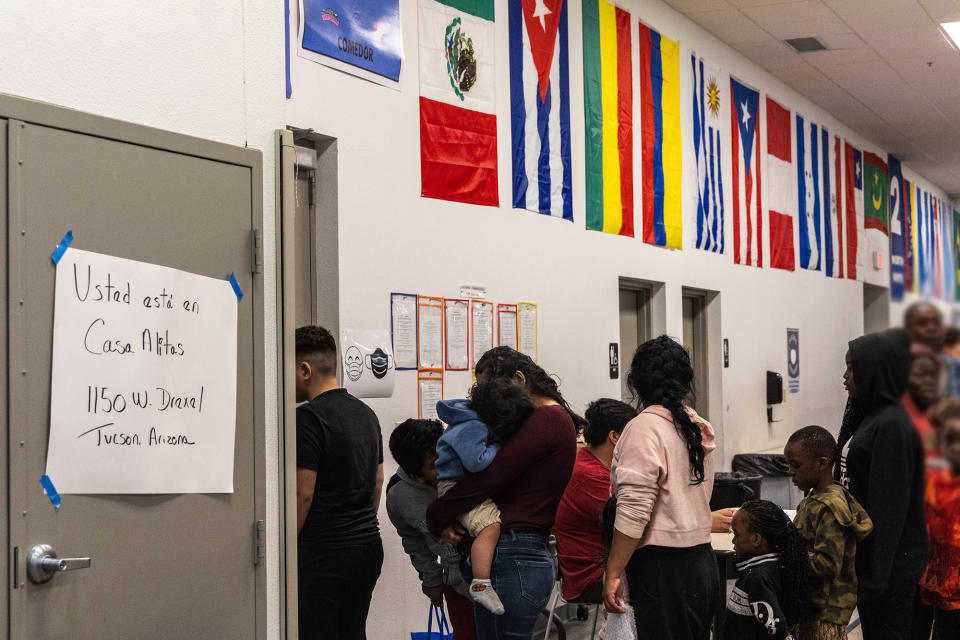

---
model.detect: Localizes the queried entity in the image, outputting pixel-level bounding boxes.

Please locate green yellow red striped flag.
[583,0,633,236]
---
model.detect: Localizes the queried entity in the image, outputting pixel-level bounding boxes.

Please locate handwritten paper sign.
[45,249,239,494]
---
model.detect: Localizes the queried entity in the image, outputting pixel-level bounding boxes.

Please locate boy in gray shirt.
[386,419,476,639]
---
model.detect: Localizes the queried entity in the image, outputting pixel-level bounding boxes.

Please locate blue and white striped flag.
[691,52,724,253]
[796,113,823,271]
[509,0,572,220]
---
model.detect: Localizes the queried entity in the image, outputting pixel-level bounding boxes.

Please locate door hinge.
[308,175,316,208]
[251,229,263,275]
[253,520,265,566]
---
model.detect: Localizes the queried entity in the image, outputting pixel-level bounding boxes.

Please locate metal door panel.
[0,119,8,637]
[7,115,262,639]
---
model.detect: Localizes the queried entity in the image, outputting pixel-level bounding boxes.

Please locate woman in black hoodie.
[836,330,927,639]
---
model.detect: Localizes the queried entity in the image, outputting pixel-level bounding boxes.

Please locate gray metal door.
[4,97,265,639]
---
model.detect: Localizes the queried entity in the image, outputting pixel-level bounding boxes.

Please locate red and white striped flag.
[766,97,794,271]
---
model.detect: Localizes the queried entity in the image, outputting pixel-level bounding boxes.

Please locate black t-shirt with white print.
[724,553,793,640]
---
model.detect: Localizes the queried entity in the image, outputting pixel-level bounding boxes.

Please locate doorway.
[863,283,889,334]
[4,94,266,639]
[278,128,340,638]
[682,290,709,416]
[619,287,651,402]
[618,280,666,403]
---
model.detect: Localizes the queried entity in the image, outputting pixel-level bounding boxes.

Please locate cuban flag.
[509,0,572,220]
[730,77,761,267]
[822,128,843,277]
[692,53,724,253]
[796,113,822,271]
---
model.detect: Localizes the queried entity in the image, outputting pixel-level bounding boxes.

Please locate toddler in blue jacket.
[435,397,504,615]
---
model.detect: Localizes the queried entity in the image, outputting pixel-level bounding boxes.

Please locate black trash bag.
[732,453,790,477]
[710,472,762,511]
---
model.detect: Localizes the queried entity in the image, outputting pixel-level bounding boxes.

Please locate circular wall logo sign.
[787,333,800,378]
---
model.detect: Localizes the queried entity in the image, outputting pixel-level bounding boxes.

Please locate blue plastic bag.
[410,603,454,640]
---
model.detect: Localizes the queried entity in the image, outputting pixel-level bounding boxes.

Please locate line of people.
[293,310,960,640]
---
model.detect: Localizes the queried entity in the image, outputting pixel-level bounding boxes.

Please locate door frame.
[2,93,267,639]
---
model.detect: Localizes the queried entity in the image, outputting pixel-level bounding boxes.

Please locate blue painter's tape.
[50,230,74,265]
[229,273,243,301]
[40,475,61,509]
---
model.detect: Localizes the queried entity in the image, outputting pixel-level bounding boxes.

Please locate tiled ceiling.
[662,0,960,197]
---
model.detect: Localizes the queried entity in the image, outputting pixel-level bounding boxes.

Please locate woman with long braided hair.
[726,499,809,639]
[603,335,719,639]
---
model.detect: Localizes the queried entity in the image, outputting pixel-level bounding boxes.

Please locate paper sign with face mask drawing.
[340,329,395,398]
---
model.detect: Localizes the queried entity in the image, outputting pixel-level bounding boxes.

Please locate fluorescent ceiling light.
[942,22,960,50]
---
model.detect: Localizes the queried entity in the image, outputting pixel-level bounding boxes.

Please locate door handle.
[27,544,91,584]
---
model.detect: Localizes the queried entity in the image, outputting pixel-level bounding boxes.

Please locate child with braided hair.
[726,499,809,640]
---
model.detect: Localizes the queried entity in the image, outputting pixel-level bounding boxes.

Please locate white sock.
[470,579,505,615]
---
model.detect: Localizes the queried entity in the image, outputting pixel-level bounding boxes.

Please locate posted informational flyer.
[390,293,418,370]
[470,300,494,367]
[418,370,443,420]
[517,301,538,362]
[444,298,469,371]
[497,304,518,350]
[417,296,444,370]
[46,249,238,494]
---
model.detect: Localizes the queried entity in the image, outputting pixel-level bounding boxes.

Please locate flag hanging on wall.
[942,199,954,302]
[583,0,633,236]
[863,152,889,235]
[691,53,724,254]
[766,97,794,270]
[917,188,927,295]
[934,197,943,298]
[419,0,498,206]
[730,78,762,267]
[509,0,572,220]
[844,143,864,280]
[954,209,960,301]
[796,113,822,271]
[907,179,916,293]
[639,23,682,248]
[918,188,938,298]
[822,129,843,278]
[888,155,906,300]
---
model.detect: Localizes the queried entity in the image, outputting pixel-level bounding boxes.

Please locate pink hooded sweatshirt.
[611,405,716,548]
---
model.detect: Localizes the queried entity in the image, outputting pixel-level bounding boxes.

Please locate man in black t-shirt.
[295,326,384,640]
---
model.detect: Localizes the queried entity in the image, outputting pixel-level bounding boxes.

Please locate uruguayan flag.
[692,53,724,253]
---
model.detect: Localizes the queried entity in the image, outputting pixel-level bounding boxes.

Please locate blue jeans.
[462,531,555,640]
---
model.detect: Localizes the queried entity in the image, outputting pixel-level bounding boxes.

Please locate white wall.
[286,0,954,637]
[0,2,287,638]
[1,0,956,638]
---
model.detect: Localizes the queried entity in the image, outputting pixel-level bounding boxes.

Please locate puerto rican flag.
[509,0,572,220]
[730,78,762,267]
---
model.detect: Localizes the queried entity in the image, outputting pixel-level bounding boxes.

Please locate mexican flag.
[419,0,499,206]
